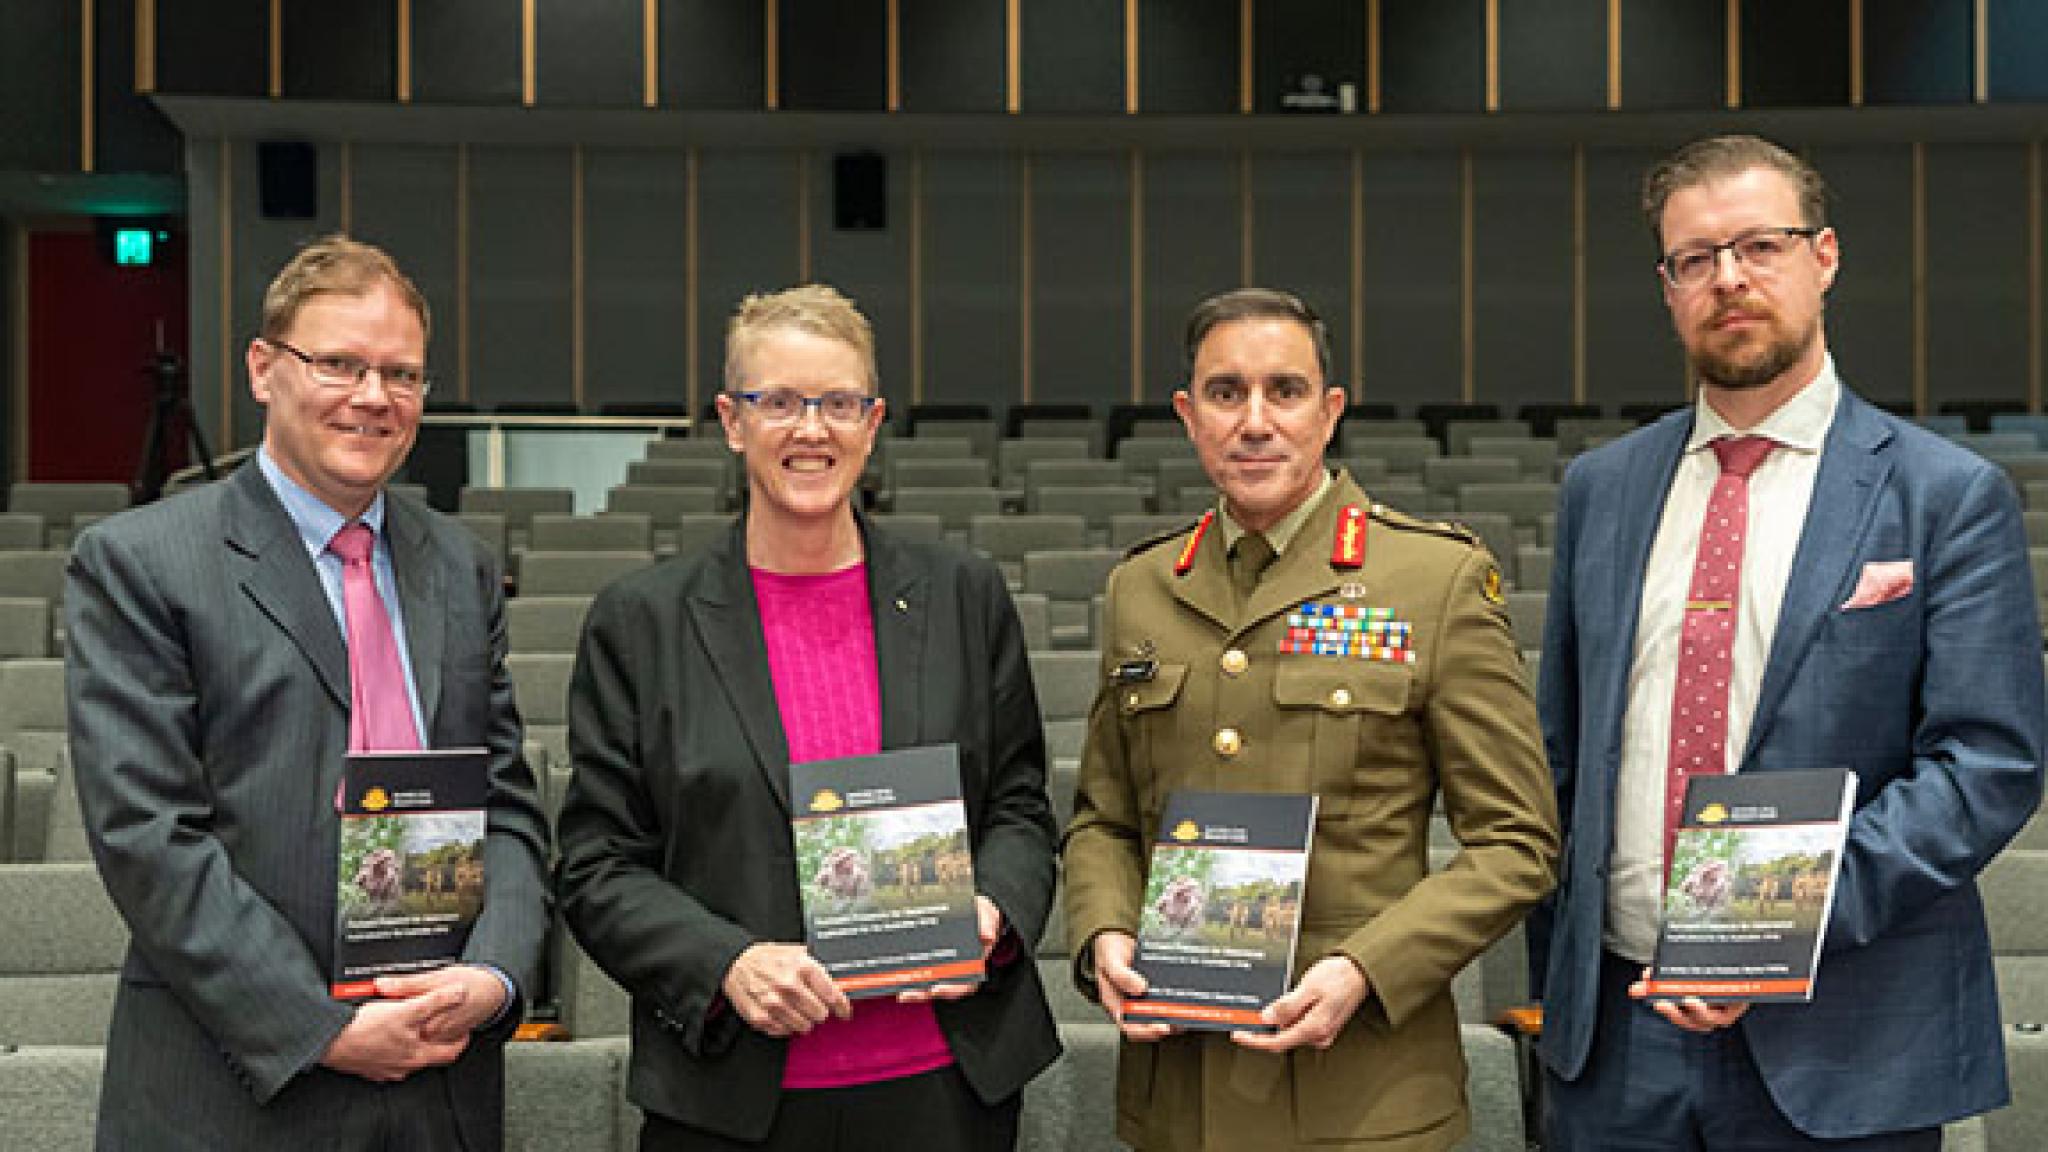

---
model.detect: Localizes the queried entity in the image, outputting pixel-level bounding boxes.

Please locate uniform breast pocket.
[1272,661,1415,815]
[1117,662,1187,812]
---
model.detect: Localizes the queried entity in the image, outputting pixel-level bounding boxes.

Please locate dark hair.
[1183,288,1333,385]
[1641,134,1830,252]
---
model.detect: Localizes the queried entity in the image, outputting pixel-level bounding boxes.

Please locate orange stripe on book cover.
[1641,978,1812,998]
[1123,1001,1269,1027]
[834,957,986,993]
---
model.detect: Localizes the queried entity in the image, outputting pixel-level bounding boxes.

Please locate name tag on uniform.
[1112,660,1158,684]
[1278,601,1417,664]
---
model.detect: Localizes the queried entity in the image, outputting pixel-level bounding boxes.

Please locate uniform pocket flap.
[1116,662,1188,714]
[1273,661,1411,715]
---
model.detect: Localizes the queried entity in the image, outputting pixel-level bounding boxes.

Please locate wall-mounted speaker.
[833,151,887,231]
[258,142,318,220]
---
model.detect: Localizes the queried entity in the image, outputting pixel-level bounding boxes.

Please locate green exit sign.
[112,228,155,266]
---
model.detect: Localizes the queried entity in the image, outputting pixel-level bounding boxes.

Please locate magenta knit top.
[751,563,955,1090]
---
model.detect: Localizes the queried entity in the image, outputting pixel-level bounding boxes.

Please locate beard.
[1685,305,1819,392]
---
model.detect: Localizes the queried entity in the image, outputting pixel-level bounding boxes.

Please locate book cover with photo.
[332,748,490,999]
[1125,790,1317,1033]
[790,744,985,999]
[1646,767,1857,1003]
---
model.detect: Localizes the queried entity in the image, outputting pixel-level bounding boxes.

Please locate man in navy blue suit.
[1531,134,2044,1149]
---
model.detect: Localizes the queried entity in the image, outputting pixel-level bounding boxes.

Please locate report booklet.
[790,743,985,999]
[1125,790,1317,1033]
[1645,767,1857,1004]
[332,748,490,1000]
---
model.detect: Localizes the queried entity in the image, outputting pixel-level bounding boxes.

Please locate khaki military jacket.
[1063,470,1559,1152]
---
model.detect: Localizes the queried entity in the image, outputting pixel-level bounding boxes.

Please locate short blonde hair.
[260,234,430,343]
[723,284,877,393]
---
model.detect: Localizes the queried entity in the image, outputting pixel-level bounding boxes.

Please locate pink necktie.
[1663,435,1776,873]
[329,522,421,752]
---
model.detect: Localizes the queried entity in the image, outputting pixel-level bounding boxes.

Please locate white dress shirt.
[1603,359,1841,962]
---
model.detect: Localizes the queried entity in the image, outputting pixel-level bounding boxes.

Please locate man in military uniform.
[1063,288,1559,1151]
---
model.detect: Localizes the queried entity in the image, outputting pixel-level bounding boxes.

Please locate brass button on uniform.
[1213,728,1242,757]
[1220,649,1249,677]
[1126,692,1141,710]
[1330,687,1353,709]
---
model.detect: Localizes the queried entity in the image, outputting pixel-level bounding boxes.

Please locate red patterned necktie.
[329,522,421,752]
[1662,434,1776,874]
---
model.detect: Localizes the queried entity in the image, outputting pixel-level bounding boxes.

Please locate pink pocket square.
[1840,560,1915,610]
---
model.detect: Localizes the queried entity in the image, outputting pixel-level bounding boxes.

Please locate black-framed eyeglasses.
[729,389,877,427]
[1658,226,1823,290]
[265,338,433,399]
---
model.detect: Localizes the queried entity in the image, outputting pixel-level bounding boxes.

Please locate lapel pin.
[894,598,908,613]
[1340,581,1367,600]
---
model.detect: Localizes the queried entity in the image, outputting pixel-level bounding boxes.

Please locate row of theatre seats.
[10,632,2048,1148]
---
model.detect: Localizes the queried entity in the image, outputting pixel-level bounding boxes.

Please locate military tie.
[1230,532,1276,609]
[329,522,422,752]
[1662,434,1776,875]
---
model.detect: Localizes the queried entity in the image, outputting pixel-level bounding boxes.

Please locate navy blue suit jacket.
[1529,389,2045,1138]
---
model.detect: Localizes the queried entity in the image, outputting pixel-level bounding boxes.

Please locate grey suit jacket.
[555,515,1062,1141]
[65,463,551,1151]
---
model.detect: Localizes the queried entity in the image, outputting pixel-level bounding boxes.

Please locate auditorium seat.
[1107,513,1191,551]
[0,597,51,658]
[889,457,995,496]
[643,437,736,464]
[891,489,1003,539]
[1021,550,1121,648]
[1029,650,1101,728]
[1015,418,1106,456]
[507,596,595,655]
[909,417,998,460]
[0,1045,102,1150]
[1334,416,1428,451]
[455,512,508,565]
[1422,457,1522,508]
[1154,458,1213,502]
[603,485,720,527]
[458,487,575,553]
[865,512,946,545]
[1517,401,1603,439]
[0,551,67,610]
[1553,417,1639,456]
[0,514,45,551]
[1515,546,1554,592]
[1165,484,1219,514]
[0,862,127,1046]
[668,513,734,558]
[506,652,575,773]
[516,551,654,598]
[504,1038,632,1152]
[554,934,632,1041]
[1950,431,2040,461]
[1011,591,1052,653]
[1415,402,1501,446]
[624,459,731,502]
[0,659,69,862]
[1459,481,1561,538]
[1451,513,1517,579]
[4,483,130,549]
[1466,436,1559,479]
[1332,457,1392,487]
[1990,412,2048,451]
[1032,487,1151,542]
[997,438,1094,489]
[1345,435,1441,478]
[1446,419,1532,457]
[1504,591,1548,653]
[970,515,1089,589]
[1114,437,1196,490]
[1988,1031,2048,1151]
[529,513,654,555]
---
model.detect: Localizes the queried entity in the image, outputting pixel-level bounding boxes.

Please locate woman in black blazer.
[556,285,1060,1150]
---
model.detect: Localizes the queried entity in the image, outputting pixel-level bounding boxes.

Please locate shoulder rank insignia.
[1331,504,1367,569]
[1175,510,1216,576]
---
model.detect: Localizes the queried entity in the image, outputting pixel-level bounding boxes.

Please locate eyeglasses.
[1189,374,1324,413]
[266,339,433,399]
[730,389,877,427]
[1658,226,1823,290]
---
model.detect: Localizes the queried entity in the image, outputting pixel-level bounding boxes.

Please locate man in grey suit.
[66,235,551,1150]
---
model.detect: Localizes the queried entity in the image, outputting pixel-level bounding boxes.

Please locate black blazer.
[66,463,552,1151]
[555,516,1062,1140]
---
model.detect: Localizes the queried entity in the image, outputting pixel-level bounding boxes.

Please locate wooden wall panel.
[900,0,1005,113]
[1029,152,1130,403]
[920,151,1022,405]
[1359,150,1462,408]
[536,0,641,107]
[155,0,266,97]
[658,0,768,109]
[1143,151,1240,398]
[1807,144,1913,404]
[694,152,802,398]
[1252,0,1366,114]
[466,147,575,407]
[1498,0,1605,112]
[809,148,913,401]
[1472,149,1574,404]
[1020,0,1124,113]
[1581,146,1685,407]
[1619,2,1724,110]
[1926,144,2030,404]
[1250,151,1353,390]
[1864,0,1972,105]
[583,149,691,408]
[282,2,395,101]
[1742,0,1850,108]
[1379,0,1484,114]
[781,0,888,111]
[1139,0,1236,114]
[412,0,523,105]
